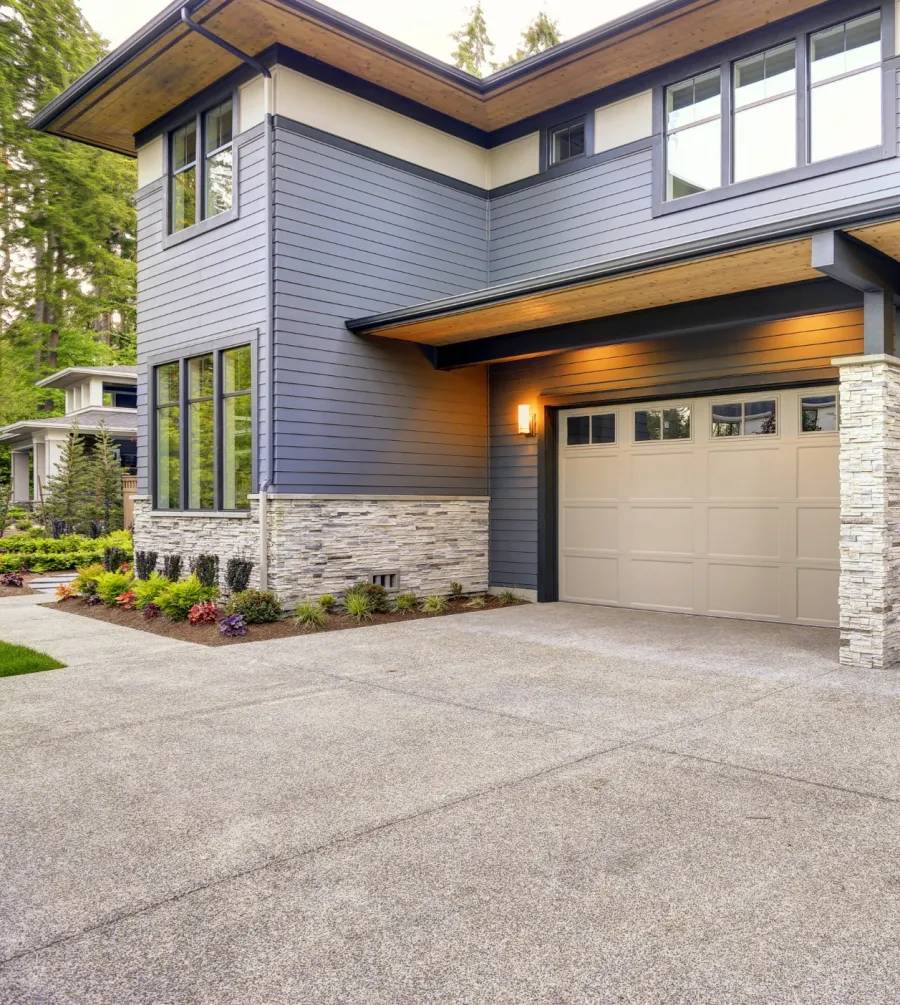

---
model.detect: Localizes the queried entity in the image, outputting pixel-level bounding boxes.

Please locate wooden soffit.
[35,0,830,155]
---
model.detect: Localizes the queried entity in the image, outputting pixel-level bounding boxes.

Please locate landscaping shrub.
[225,589,281,624]
[50,519,68,539]
[450,582,464,597]
[343,591,374,621]
[497,589,520,605]
[56,583,76,600]
[466,595,487,609]
[295,599,327,629]
[162,554,183,581]
[225,556,253,594]
[192,553,219,589]
[116,591,137,611]
[0,529,130,556]
[133,572,171,610]
[95,571,134,607]
[143,602,161,620]
[421,595,447,615]
[318,593,336,611]
[88,520,105,540]
[15,519,31,531]
[219,613,248,637]
[345,581,389,613]
[1,572,24,588]
[86,594,102,606]
[72,564,107,596]
[8,507,27,520]
[392,592,418,612]
[103,546,129,573]
[188,601,218,625]
[156,576,218,622]
[135,551,158,580]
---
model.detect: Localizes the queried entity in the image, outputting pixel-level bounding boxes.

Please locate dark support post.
[863,289,896,355]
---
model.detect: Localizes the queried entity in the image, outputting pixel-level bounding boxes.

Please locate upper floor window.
[170,98,234,233]
[664,10,883,202]
[665,70,721,199]
[549,120,586,166]
[810,12,882,162]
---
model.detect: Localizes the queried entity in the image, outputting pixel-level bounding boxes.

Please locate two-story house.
[30,0,900,667]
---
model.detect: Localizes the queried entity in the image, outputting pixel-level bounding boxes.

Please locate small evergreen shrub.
[295,599,327,629]
[102,546,129,573]
[343,591,375,621]
[95,571,134,607]
[15,519,31,531]
[116,591,137,611]
[219,613,248,637]
[450,582,464,597]
[345,581,389,613]
[188,601,218,625]
[192,553,220,589]
[156,575,218,622]
[466,595,487,609]
[135,551,159,580]
[162,554,183,581]
[73,563,107,596]
[133,572,171,610]
[392,592,418,612]
[421,595,447,615]
[225,556,253,593]
[143,602,161,620]
[318,593,336,611]
[225,589,281,624]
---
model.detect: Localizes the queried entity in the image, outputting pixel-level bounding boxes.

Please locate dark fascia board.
[29,0,721,137]
[345,199,900,336]
[435,280,861,368]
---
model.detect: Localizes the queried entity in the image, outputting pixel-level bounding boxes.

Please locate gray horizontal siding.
[488,147,900,285]
[272,127,489,495]
[135,128,269,495]
[489,309,863,590]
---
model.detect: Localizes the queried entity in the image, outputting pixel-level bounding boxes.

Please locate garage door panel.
[562,506,618,551]
[797,507,839,561]
[707,506,780,560]
[630,507,694,555]
[628,559,694,611]
[562,555,619,604]
[630,451,693,499]
[708,448,782,500]
[707,563,781,619]
[796,567,839,624]
[559,386,838,627]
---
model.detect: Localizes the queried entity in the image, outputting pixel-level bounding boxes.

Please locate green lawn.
[0,641,65,677]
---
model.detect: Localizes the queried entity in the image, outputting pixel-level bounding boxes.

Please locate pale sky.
[76,0,650,71]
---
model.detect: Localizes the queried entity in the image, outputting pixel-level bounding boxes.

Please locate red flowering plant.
[116,591,137,611]
[1,573,25,588]
[188,601,218,625]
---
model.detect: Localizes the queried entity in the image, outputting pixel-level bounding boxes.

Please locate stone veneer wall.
[132,496,489,606]
[835,354,900,669]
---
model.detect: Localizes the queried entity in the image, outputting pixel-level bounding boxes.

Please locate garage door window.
[801,394,838,432]
[711,399,777,437]
[635,406,691,441]
[567,413,616,445]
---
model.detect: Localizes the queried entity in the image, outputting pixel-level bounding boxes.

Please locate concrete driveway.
[1,596,898,1004]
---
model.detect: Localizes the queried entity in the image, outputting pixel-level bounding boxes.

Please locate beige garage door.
[558,387,839,626]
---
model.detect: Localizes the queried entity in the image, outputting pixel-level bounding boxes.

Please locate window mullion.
[179,358,189,511]
[195,111,203,226]
[213,352,222,511]
[796,32,809,167]
[720,62,732,187]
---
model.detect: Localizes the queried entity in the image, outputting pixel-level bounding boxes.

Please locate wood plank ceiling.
[43,0,829,155]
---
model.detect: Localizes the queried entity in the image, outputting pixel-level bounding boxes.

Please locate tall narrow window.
[204,99,233,219]
[733,43,797,182]
[222,346,252,510]
[155,362,181,510]
[810,12,882,162]
[170,120,197,232]
[187,355,215,510]
[665,70,722,200]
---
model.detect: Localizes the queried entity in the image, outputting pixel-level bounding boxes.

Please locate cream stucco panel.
[488,133,540,188]
[273,65,489,188]
[594,90,653,154]
[136,135,164,189]
[239,75,268,133]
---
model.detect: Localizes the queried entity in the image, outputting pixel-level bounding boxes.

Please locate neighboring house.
[29,0,900,667]
[0,366,138,504]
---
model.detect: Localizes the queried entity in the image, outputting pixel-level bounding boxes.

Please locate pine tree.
[89,420,124,532]
[451,2,494,77]
[492,11,561,70]
[44,422,92,531]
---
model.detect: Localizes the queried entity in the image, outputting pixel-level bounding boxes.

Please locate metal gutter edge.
[345,198,900,335]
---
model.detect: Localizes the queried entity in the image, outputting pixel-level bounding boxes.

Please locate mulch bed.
[48,594,524,646]
[0,573,40,598]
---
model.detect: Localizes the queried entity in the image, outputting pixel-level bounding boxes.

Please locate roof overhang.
[31,0,830,155]
[0,419,137,443]
[36,368,138,390]
[346,216,900,351]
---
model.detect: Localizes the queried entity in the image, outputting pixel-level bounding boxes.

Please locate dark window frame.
[151,339,255,513]
[653,0,895,215]
[547,117,588,168]
[167,95,238,237]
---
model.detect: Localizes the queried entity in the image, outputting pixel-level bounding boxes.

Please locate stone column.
[10,451,31,503]
[834,353,900,668]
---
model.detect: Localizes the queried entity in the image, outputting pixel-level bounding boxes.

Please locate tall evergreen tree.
[89,420,123,531]
[0,1,136,444]
[451,2,494,77]
[44,422,92,530]
[492,12,561,70]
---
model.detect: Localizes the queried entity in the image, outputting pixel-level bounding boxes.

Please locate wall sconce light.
[517,404,536,437]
